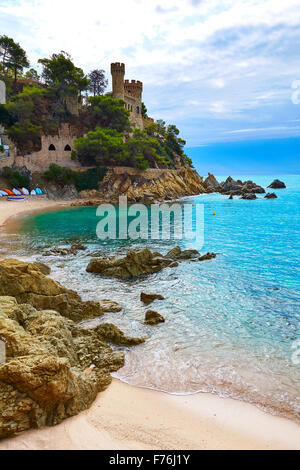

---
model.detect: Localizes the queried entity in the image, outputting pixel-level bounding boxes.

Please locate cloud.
[0,0,299,145]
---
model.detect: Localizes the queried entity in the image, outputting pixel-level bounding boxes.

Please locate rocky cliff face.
[0,260,146,439]
[97,167,206,203]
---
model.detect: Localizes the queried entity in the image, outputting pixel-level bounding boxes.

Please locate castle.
[111,63,153,130]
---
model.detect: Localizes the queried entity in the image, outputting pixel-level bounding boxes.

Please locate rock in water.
[265,193,278,199]
[86,247,217,280]
[203,173,221,192]
[241,193,257,200]
[0,259,122,322]
[95,323,146,346]
[268,179,286,189]
[141,292,165,305]
[145,310,165,326]
[0,298,126,439]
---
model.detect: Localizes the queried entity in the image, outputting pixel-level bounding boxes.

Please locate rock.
[198,253,217,261]
[95,323,146,346]
[0,259,122,322]
[43,243,86,257]
[265,193,278,199]
[141,292,165,305]
[79,189,101,199]
[229,194,233,200]
[86,247,216,280]
[219,177,265,196]
[241,193,257,200]
[0,299,126,439]
[145,311,165,326]
[32,262,51,275]
[203,173,221,192]
[268,179,286,189]
[98,167,207,202]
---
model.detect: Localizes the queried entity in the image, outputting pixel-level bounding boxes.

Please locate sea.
[2,175,299,421]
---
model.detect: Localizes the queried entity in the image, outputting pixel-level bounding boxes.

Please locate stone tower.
[0,80,6,105]
[111,62,125,100]
[124,80,143,100]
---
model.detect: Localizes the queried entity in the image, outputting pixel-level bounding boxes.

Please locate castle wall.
[0,124,82,173]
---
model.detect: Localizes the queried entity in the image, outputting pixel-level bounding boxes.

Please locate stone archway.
[64,144,72,151]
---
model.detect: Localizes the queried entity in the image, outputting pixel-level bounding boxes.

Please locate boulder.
[0,299,125,439]
[241,193,257,200]
[86,247,217,280]
[265,193,278,199]
[268,179,286,189]
[145,311,165,326]
[198,252,217,261]
[141,292,165,305]
[203,173,221,192]
[32,262,51,275]
[0,259,122,322]
[95,323,146,346]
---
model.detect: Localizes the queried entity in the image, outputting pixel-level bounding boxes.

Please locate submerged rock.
[145,310,165,326]
[95,323,146,346]
[86,247,217,280]
[241,193,257,200]
[0,259,122,322]
[141,292,165,305]
[0,298,125,439]
[265,193,278,199]
[268,179,286,189]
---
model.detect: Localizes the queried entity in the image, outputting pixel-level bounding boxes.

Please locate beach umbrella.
[35,188,43,195]
[22,188,29,195]
[30,190,36,196]
[18,188,25,195]
[0,190,7,196]
[4,189,14,196]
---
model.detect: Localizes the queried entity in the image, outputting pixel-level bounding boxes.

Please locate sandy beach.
[0,379,299,450]
[0,197,71,229]
[0,197,300,450]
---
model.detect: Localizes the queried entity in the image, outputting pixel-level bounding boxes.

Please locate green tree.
[126,128,169,170]
[88,69,108,96]
[25,68,40,81]
[85,95,131,132]
[38,51,89,97]
[141,102,148,118]
[0,35,29,84]
[73,127,128,166]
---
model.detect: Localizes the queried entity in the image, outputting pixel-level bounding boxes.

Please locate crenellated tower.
[111,62,125,100]
[124,80,143,100]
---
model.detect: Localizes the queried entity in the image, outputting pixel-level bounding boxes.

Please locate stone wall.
[0,124,82,173]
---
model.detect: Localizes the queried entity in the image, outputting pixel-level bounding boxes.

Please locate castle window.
[136,106,140,114]
[64,144,72,151]
[48,144,56,151]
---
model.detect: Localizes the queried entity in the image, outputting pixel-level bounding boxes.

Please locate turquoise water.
[13,175,300,420]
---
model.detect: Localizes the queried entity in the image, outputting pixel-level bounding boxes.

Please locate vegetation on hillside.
[0,35,191,169]
[43,164,107,191]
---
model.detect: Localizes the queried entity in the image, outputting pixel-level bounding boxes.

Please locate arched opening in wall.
[64,144,72,151]
[49,144,56,151]
[136,106,140,114]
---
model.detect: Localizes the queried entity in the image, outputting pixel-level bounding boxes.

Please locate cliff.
[97,166,207,203]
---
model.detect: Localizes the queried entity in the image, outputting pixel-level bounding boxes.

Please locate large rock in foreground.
[86,247,217,280]
[0,298,125,439]
[0,259,122,322]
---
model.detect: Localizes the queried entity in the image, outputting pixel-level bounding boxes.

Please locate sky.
[0,0,300,173]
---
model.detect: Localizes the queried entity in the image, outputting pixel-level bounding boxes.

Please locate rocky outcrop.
[86,247,217,280]
[265,193,278,199]
[145,310,165,326]
[268,179,286,189]
[43,243,87,257]
[203,173,221,192]
[241,193,257,200]
[0,298,125,439]
[203,175,265,197]
[0,259,122,322]
[141,292,165,305]
[98,167,206,203]
[95,323,145,346]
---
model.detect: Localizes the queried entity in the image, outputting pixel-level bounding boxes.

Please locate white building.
[0,80,6,105]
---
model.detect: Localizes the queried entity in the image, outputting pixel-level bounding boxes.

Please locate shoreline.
[0,379,300,450]
[0,197,300,450]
